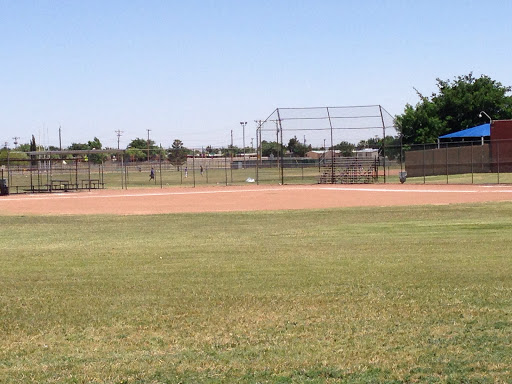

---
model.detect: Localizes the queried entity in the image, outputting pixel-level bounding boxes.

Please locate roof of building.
[439,123,490,139]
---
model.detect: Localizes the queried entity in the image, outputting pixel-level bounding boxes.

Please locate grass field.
[1,203,512,383]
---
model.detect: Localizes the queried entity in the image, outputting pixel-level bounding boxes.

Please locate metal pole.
[326,107,334,183]
[159,151,163,188]
[497,140,500,184]
[6,151,10,192]
[276,109,284,185]
[255,124,259,185]
[446,143,449,184]
[275,120,280,174]
[88,151,91,191]
[423,144,426,184]
[225,155,228,186]
[146,129,151,162]
[120,153,124,189]
[240,121,247,169]
[379,105,387,183]
[193,150,196,187]
[471,142,474,184]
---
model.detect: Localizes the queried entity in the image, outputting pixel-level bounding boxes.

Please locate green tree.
[69,138,107,164]
[128,137,158,160]
[168,139,188,167]
[30,135,37,166]
[125,148,146,162]
[221,145,240,157]
[68,142,89,151]
[18,143,31,152]
[396,73,512,144]
[333,141,356,156]
[261,141,284,157]
[287,136,310,157]
[127,138,149,149]
[0,149,30,166]
[356,136,401,160]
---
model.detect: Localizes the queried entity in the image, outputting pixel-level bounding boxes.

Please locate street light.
[240,121,247,168]
[479,111,492,123]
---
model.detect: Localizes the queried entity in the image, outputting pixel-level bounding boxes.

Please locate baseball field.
[1,184,511,383]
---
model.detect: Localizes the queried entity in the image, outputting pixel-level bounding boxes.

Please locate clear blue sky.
[1,0,511,149]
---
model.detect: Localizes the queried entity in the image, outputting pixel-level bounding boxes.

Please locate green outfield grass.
[1,203,511,383]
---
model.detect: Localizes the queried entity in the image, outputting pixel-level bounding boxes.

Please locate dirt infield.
[1,184,512,215]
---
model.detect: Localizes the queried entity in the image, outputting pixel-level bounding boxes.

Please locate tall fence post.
[445,144,449,184]
[225,156,228,186]
[423,144,426,184]
[497,140,500,184]
[159,155,163,188]
[193,152,196,188]
[471,142,474,184]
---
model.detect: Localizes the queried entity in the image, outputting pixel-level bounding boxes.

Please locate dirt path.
[1,184,512,215]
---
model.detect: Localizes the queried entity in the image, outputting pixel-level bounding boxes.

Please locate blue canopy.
[439,123,490,139]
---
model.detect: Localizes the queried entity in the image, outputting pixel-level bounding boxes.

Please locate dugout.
[1,149,127,194]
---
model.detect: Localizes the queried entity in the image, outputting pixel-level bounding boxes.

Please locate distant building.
[353,148,379,159]
[306,150,341,159]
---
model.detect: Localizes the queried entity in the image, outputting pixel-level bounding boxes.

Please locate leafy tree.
[128,138,149,149]
[356,136,401,160]
[168,139,188,167]
[18,143,31,152]
[287,136,311,157]
[68,137,106,164]
[87,137,107,164]
[396,73,512,144]
[261,141,284,157]
[125,148,146,162]
[333,141,356,156]
[127,137,159,160]
[0,149,30,166]
[219,145,240,157]
[68,142,89,151]
[30,135,37,165]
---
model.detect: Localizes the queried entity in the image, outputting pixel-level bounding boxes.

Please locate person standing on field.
[149,167,155,181]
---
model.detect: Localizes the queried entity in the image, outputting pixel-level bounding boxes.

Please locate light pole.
[240,121,247,168]
[479,111,492,124]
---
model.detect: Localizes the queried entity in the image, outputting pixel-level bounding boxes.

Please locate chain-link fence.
[387,138,512,184]
[4,136,512,195]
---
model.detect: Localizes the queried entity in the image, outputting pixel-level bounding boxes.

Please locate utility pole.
[303,135,306,146]
[146,129,151,162]
[240,122,247,168]
[254,120,262,162]
[251,138,254,149]
[115,130,123,150]
[58,126,62,150]
[12,136,20,149]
